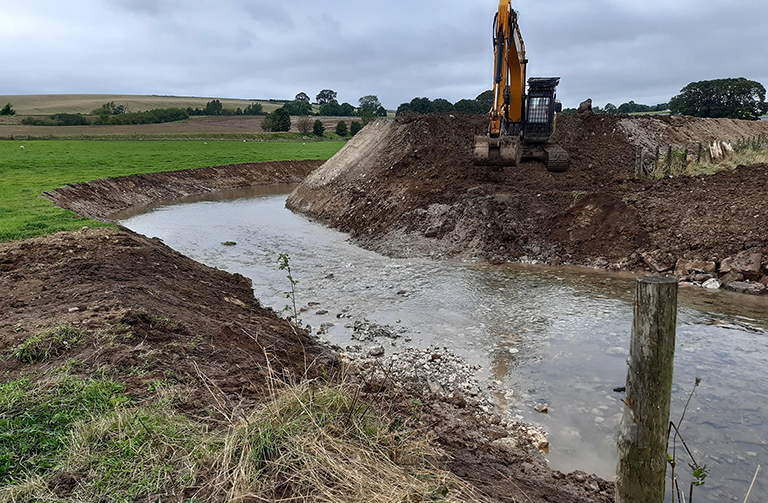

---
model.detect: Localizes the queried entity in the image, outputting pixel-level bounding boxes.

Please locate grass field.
[0,139,344,241]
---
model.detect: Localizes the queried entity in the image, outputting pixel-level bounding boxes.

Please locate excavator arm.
[474,0,568,172]
[489,0,527,137]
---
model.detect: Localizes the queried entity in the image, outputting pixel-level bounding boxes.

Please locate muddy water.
[119,188,767,503]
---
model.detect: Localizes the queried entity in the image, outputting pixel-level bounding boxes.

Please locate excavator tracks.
[542,143,569,172]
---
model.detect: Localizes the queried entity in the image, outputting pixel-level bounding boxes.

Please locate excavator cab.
[523,77,560,143]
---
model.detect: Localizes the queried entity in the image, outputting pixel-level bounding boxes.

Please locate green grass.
[0,373,130,484]
[11,325,84,364]
[0,372,479,503]
[0,139,343,241]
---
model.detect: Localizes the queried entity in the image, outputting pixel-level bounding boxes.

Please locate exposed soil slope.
[286,113,768,272]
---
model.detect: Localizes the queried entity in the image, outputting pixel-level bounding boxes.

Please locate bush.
[22,113,89,126]
[242,103,264,115]
[262,108,291,132]
[350,121,363,136]
[93,108,189,125]
[335,121,348,137]
[313,119,325,137]
[1,103,16,116]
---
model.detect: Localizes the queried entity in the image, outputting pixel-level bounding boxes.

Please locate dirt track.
[287,113,768,279]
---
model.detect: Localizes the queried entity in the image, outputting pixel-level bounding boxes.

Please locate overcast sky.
[2,0,767,110]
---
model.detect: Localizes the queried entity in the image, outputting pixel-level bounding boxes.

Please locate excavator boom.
[474,0,568,172]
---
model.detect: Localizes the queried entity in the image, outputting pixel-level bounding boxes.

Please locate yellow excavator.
[473,0,568,172]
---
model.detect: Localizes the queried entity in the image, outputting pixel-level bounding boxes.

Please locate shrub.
[1,103,16,116]
[313,119,325,137]
[335,121,348,137]
[350,121,363,136]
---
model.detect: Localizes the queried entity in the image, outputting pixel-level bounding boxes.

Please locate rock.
[315,309,329,315]
[719,271,744,284]
[720,250,762,280]
[641,250,675,272]
[491,436,519,451]
[368,345,385,356]
[760,276,768,286]
[674,258,716,277]
[724,281,766,295]
[577,99,594,115]
[701,278,722,290]
[534,403,548,414]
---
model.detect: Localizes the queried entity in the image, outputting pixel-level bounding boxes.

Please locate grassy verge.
[0,362,479,503]
[0,139,343,241]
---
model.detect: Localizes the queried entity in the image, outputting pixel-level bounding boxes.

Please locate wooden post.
[666,145,672,173]
[616,276,678,503]
[696,143,702,163]
[635,146,643,178]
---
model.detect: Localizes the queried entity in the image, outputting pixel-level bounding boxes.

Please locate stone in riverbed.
[674,259,716,277]
[724,281,766,295]
[701,278,722,290]
[720,250,762,281]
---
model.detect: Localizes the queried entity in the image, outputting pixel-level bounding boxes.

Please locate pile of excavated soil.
[286,113,768,276]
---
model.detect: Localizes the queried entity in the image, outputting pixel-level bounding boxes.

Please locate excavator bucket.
[473,135,522,167]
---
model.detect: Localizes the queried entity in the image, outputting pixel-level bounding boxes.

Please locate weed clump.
[11,325,84,363]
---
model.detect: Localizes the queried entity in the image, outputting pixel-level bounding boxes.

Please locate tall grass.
[0,370,486,503]
[0,139,343,241]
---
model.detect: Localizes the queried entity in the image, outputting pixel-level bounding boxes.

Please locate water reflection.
[119,189,768,502]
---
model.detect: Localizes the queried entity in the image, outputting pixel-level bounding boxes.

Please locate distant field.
[0,139,344,241]
[0,94,287,116]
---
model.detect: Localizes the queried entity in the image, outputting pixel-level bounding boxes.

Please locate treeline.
[396,91,492,116]
[561,101,669,115]
[186,100,265,116]
[22,107,190,126]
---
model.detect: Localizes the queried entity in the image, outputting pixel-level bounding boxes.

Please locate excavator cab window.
[527,97,551,123]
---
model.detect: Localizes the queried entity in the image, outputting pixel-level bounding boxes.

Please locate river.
[118,186,767,503]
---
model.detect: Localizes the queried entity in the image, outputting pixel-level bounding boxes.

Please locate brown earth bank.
[4,161,612,501]
[0,228,611,503]
[286,113,768,290]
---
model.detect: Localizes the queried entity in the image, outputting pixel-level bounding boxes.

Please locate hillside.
[0,93,284,116]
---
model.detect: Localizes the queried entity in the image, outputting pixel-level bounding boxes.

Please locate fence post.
[666,145,672,173]
[616,276,678,503]
[635,146,643,178]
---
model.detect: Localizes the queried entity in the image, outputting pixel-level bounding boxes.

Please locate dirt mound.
[45,160,323,221]
[287,113,768,272]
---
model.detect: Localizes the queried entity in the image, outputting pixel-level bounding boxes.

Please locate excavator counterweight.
[474,1,568,172]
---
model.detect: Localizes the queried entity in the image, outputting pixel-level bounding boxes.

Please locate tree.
[669,77,766,120]
[339,102,355,117]
[282,100,313,116]
[358,95,382,116]
[604,103,618,114]
[313,119,325,137]
[476,90,494,110]
[454,99,486,114]
[350,121,363,136]
[432,98,455,113]
[295,92,310,102]
[335,121,348,136]
[262,107,291,132]
[204,99,224,116]
[296,116,313,134]
[243,103,264,115]
[1,103,16,116]
[318,100,342,116]
[316,89,337,105]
